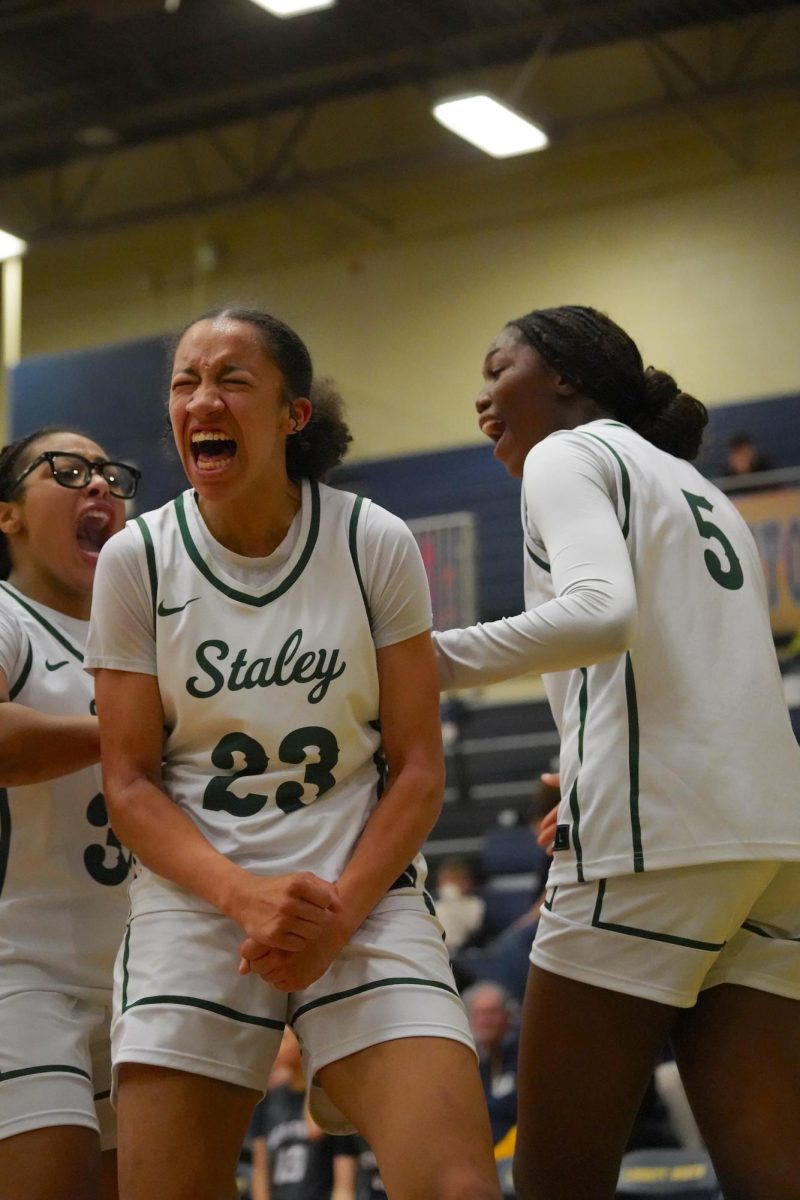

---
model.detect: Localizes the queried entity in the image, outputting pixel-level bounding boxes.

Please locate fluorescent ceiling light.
[0,230,27,262]
[432,93,549,158]
[247,0,336,15]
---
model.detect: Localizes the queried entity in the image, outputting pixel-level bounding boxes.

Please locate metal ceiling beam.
[0,0,791,180]
[4,58,797,247]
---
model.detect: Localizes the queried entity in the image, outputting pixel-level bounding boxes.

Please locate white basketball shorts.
[531,860,800,1007]
[0,989,115,1149]
[113,892,474,1132]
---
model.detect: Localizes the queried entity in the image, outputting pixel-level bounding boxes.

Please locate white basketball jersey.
[525,422,800,884]
[128,479,426,916]
[0,583,132,998]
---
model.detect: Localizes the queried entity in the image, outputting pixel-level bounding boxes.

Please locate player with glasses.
[12,451,141,499]
[0,427,138,1200]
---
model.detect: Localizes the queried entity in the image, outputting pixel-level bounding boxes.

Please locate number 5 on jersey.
[682,490,744,591]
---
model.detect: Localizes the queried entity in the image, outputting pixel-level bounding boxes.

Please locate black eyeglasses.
[13,451,141,500]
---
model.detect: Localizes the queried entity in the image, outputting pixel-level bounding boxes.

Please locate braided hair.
[171,307,352,480]
[508,305,708,460]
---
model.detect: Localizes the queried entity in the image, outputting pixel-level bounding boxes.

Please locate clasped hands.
[235,871,348,993]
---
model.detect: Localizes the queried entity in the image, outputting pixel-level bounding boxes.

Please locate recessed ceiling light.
[432,93,549,158]
[247,0,336,16]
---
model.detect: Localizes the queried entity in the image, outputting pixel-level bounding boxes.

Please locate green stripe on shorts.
[0,1064,91,1083]
[123,994,284,1030]
[591,879,725,952]
[290,976,460,1023]
[742,920,800,943]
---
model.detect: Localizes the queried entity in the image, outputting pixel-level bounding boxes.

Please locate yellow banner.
[731,487,800,636]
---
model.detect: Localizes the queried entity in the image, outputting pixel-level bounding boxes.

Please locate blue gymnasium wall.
[694,392,800,477]
[9,334,800,622]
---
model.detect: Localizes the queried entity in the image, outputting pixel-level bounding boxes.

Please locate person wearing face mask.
[0,428,138,1200]
[434,305,800,1200]
[433,857,486,954]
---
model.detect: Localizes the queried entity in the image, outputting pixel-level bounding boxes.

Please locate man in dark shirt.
[463,981,520,1145]
[248,1030,357,1200]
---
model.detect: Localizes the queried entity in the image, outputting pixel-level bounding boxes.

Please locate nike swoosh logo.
[45,660,69,671]
[157,597,200,617]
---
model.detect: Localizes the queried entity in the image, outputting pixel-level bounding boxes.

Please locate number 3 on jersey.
[682,490,744,590]
[203,725,340,817]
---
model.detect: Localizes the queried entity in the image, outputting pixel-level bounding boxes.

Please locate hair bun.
[643,366,680,409]
[635,367,708,460]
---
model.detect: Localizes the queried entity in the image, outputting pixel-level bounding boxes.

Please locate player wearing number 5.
[434,306,800,1200]
[86,308,500,1200]
[0,429,136,1200]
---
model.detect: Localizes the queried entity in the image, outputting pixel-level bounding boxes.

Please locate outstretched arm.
[435,433,638,689]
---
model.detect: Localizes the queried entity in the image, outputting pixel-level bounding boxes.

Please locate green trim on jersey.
[625,653,644,872]
[568,668,588,883]
[173,481,321,606]
[592,880,725,951]
[123,993,285,1030]
[525,543,551,574]
[290,975,460,1023]
[543,886,557,912]
[134,516,159,627]
[742,920,800,943]
[0,789,9,897]
[348,495,371,621]
[583,432,631,539]
[0,583,84,662]
[0,1063,91,1083]
[121,923,131,1010]
[8,635,32,699]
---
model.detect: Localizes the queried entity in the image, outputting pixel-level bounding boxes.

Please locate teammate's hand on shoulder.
[235,871,341,952]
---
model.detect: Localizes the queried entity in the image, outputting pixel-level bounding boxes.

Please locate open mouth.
[76,508,112,558]
[479,417,506,443]
[190,431,238,472]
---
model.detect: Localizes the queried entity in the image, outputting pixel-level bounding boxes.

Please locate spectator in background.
[249,1029,357,1200]
[722,432,774,493]
[434,856,486,953]
[724,432,772,477]
[353,1136,388,1200]
[463,983,520,1146]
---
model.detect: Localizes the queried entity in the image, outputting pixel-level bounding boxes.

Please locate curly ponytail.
[633,367,707,460]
